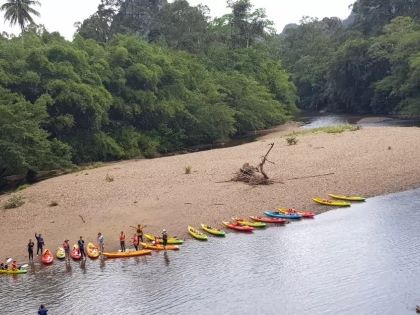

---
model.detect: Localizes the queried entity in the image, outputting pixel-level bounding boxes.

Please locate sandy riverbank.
[1,126,420,261]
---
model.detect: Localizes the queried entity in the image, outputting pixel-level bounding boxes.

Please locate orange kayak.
[41,249,54,265]
[103,250,152,259]
[140,242,179,251]
[278,208,315,218]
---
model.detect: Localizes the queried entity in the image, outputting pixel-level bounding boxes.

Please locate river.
[1,188,419,314]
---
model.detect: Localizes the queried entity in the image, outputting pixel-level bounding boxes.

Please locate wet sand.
[1,126,419,261]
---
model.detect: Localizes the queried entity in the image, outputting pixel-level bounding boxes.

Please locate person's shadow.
[80,259,87,274]
[164,251,170,266]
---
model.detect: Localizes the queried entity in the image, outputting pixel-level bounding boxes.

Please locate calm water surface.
[1,189,420,314]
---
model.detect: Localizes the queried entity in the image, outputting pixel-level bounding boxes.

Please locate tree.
[0,0,41,33]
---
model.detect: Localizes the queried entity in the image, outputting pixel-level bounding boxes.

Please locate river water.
[1,188,420,314]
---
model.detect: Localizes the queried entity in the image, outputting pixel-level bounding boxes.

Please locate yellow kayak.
[232,217,267,228]
[188,226,208,241]
[87,242,100,259]
[200,224,226,237]
[56,247,66,259]
[140,242,179,251]
[103,249,152,259]
[313,197,351,207]
[328,194,366,201]
[0,269,27,275]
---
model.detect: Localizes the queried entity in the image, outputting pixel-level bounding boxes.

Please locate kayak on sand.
[264,211,301,220]
[41,249,54,265]
[188,226,208,241]
[249,216,288,224]
[328,194,366,201]
[278,208,315,219]
[70,244,81,260]
[103,250,152,259]
[232,217,267,228]
[145,234,184,245]
[87,242,100,259]
[200,224,226,237]
[56,247,66,260]
[222,221,254,232]
[140,242,179,251]
[313,198,351,207]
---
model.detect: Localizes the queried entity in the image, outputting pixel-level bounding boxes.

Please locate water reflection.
[1,188,419,315]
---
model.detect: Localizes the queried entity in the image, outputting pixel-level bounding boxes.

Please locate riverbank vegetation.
[0,0,419,187]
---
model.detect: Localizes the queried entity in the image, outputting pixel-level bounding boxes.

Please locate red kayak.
[222,221,254,232]
[279,208,315,219]
[249,216,288,224]
[70,245,81,260]
[41,249,54,265]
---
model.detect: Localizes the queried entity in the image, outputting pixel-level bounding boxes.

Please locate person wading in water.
[130,224,147,243]
[34,233,45,256]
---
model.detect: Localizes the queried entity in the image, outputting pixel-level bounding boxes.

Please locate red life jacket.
[120,233,126,241]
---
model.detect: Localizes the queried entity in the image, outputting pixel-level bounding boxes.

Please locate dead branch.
[287,172,335,181]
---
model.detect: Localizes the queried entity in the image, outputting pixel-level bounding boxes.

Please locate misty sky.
[0,0,355,39]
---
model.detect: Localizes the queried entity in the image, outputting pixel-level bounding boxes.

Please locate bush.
[4,194,25,209]
[105,174,114,182]
[286,136,298,145]
[184,166,192,174]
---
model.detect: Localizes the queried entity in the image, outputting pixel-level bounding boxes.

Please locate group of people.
[0,260,20,271]
[26,224,169,260]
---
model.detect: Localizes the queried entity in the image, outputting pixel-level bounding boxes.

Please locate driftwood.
[232,143,275,185]
[287,172,335,181]
[79,215,86,223]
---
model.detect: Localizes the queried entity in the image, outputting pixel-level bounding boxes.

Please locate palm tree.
[1,0,41,33]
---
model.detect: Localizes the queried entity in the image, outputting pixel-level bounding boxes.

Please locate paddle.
[20,264,28,269]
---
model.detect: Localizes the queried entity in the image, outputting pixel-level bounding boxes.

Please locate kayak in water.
[140,242,179,251]
[41,249,54,265]
[200,224,226,237]
[103,250,152,259]
[313,198,351,207]
[188,226,208,241]
[328,194,366,201]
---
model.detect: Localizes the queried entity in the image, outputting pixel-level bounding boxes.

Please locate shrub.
[105,174,114,182]
[4,195,25,209]
[286,136,298,145]
[184,166,192,174]
[15,184,30,192]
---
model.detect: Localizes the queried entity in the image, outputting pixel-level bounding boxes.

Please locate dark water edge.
[1,188,419,315]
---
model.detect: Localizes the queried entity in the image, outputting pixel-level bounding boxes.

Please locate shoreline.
[1,126,419,262]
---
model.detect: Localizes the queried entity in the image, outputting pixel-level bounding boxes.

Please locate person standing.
[131,234,139,251]
[34,233,44,256]
[38,304,48,315]
[120,231,126,252]
[78,236,86,259]
[97,232,104,253]
[162,229,168,249]
[27,239,34,262]
[63,240,70,260]
[130,224,146,243]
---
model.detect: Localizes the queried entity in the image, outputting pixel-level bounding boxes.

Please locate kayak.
[313,197,351,207]
[222,221,254,232]
[41,249,54,265]
[140,242,179,251]
[328,194,366,202]
[188,226,208,241]
[249,216,288,224]
[264,211,301,220]
[87,242,100,259]
[278,208,315,219]
[56,247,66,260]
[103,250,152,259]
[200,224,226,237]
[70,245,81,260]
[232,217,266,228]
[0,268,27,275]
[145,234,184,245]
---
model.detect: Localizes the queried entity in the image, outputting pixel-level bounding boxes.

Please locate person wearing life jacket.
[11,260,18,271]
[131,234,139,251]
[130,224,147,243]
[120,231,126,252]
[63,240,70,260]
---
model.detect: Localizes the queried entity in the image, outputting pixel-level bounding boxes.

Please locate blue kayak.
[264,211,301,220]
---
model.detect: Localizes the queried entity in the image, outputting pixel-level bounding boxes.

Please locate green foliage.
[184,165,192,174]
[286,136,298,145]
[4,194,25,209]
[291,124,361,136]
[0,0,41,33]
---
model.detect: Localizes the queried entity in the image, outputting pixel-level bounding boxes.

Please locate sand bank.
[1,126,419,261]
